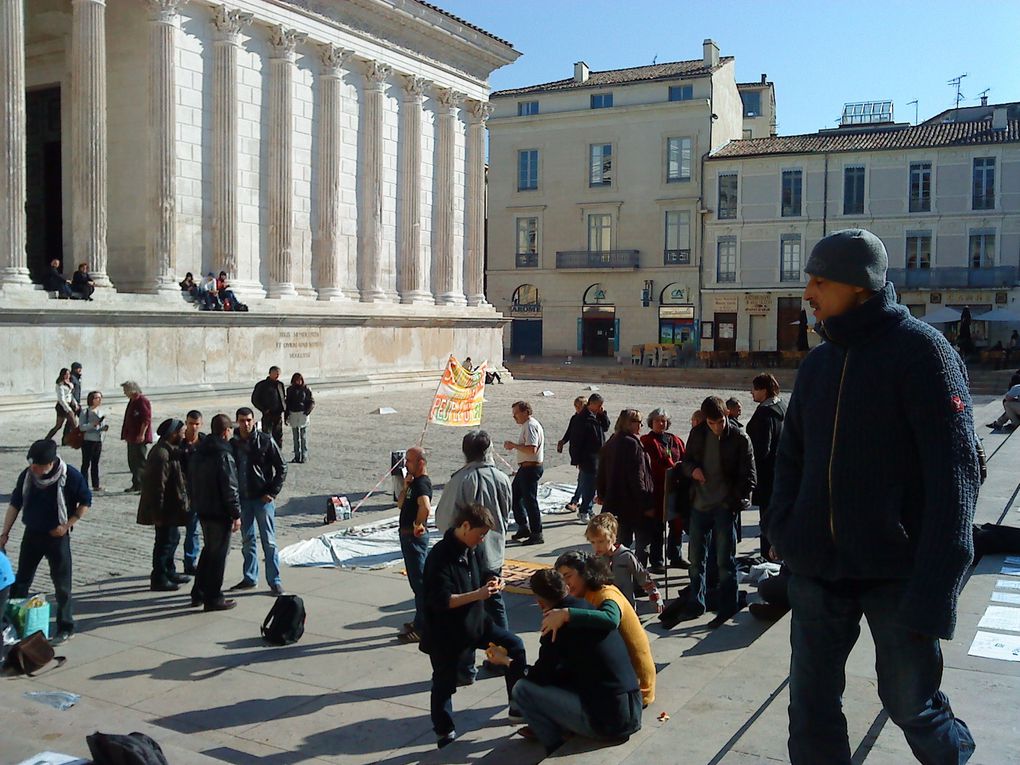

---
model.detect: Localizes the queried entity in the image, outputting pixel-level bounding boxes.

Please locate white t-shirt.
[517,417,545,464]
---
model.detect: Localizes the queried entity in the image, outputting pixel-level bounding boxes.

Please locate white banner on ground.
[968,630,1020,661]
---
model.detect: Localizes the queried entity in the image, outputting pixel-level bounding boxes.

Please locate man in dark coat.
[180,410,205,575]
[189,414,242,611]
[769,229,978,764]
[745,373,786,557]
[137,419,190,591]
[251,366,287,448]
[596,409,654,555]
[560,393,609,523]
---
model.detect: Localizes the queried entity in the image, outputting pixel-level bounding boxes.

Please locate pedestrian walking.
[285,372,315,463]
[769,229,979,764]
[120,381,152,492]
[79,391,109,490]
[504,401,545,545]
[179,410,205,575]
[45,368,78,442]
[557,396,588,513]
[1,440,92,644]
[137,419,191,591]
[251,366,287,448]
[560,394,609,523]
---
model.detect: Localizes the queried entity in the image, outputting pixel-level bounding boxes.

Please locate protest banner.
[427,356,487,427]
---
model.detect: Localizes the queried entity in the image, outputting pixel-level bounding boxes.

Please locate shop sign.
[659,305,695,319]
[745,294,770,315]
[714,294,738,312]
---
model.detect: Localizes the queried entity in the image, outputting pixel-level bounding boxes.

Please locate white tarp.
[279,482,577,569]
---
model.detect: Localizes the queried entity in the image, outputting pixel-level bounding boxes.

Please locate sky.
[439,0,1020,135]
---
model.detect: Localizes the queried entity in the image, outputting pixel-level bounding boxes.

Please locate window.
[843,165,865,215]
[969,229,996,268]
[780,235,802,282]
[590,93,613,109]
[781,170,803,217]
[589,144,613,187]
[587,214,612,252]
[517,149,539,191]
[741,90,762,117]
[908,162,932,213]
[973,157,995,210]
[717,237,737,282]
[718,173,738,219]
[742,128,753,139]
[515,217,538,267]
[664,211,691,264]
[666,137,692,182]
[905,232,931,269]
[668,85,693,102]
[517,101,539,116]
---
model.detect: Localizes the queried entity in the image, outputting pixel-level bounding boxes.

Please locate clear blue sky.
[440,0,1020,135]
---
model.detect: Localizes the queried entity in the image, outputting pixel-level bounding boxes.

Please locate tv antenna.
[906,99,918,125]
[976,88,990,103]
[652,54,658,65]
[948,73,967,109]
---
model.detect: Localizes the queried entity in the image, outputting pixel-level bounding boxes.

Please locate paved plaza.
[0,378,1018,764]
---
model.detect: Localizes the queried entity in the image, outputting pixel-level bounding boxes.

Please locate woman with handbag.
[79,391,109,491]
[285,372,315,463]
[45,368,78,442]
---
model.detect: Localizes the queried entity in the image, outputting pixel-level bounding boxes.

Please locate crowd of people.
[179,271,248,312]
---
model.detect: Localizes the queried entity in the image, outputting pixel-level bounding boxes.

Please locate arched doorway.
[510,284,543,356]
[658,281,696,346]
[581,283,617,357]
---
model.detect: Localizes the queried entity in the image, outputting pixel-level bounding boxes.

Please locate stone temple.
[0,0,518,408]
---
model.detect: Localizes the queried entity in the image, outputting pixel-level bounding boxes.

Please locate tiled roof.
[710,118,1020,159]
[491,57,733,98]
[414,1,515,49]
[737,81,772,89]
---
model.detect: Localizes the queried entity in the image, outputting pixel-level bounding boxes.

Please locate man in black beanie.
[769,229,978,764]
[137,419,190,591]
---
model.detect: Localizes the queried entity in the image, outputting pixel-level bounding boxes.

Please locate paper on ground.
[968,631,1020,661]
[15,755,88,765]
[995,579,1020,591]
[991,592,1020,604]
[977,605,1020,632]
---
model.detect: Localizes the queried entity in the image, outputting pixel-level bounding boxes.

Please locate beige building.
[486,41,773,358]
[701,102,1020,352]
[0,1,517,406]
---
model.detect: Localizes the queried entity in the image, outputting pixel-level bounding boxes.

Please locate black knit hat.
[27,439,58,465]
[156,418,184,438]
[805,229,888,291]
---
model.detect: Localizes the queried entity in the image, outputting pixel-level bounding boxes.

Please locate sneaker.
[204,599,237,612]
[522,535,545,546]
[456,672,476,687]
[518,725,537,740]
[437,731,457,749]
[648,564,667,576]
[511,530,531,542]
[230,579,257,591]
[150,580,180,592]
[269,584,286,596]
[169,572,192,584]
[50,631,74,646]
[507,707,525,725]
[986,422,1000,429]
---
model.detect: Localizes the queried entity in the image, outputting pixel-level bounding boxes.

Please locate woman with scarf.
[640,408,687,573]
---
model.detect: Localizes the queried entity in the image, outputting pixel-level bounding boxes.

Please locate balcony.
[555,250,640,269]
[664,249,691,266]
[886,266,1018,289]
[515,252,539,268]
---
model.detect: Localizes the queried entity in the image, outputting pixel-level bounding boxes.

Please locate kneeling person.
[421,503,526,748]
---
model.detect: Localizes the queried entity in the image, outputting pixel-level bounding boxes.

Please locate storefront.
[581,283,618,357]
[658,282,697,346]
[510,284,543,357]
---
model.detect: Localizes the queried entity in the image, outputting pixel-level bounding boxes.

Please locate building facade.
[0,0,518,406]
[486,41,773,358]
[702,103,1020,352]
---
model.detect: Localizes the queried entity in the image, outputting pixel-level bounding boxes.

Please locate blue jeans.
[788,575,974,765]
[688,505,737,614]
[576,469,597,518]
[399,532,428,631]
[291,427,308,462]
[511,464,544,537]
[240,497,282,587]
[512,679,641,752]
[183,511,202,571]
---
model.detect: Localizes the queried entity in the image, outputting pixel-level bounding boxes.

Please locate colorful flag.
[428,356,487,427]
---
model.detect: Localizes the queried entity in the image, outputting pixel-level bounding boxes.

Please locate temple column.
[397,74,431,304]
[71,0,111,287]
[0,0,30,289]
[465,100,492,307]
[433,87,465,306]
[357,60,390,303]
[265,25,306,298]
[144,0,187,294]
[313,44,352,301]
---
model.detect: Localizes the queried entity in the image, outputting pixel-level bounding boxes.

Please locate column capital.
[435,87,465,113]
[268,25,306,59]
[467,99,494,125]
[400,74,429,101]
[212,4,252,42]
[146,0,188,24]
[362,60,391,87]
[318,43,353,76]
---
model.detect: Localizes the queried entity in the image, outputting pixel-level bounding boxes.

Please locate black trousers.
[81,441,102,488]
[192,518,232,606]
[151,525,182,584]
[11,529,74,633]
[261,413,284,449]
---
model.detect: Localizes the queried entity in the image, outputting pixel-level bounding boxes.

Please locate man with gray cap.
[769,229,978,764]
[0,440,92,645]
[138,419,191,592]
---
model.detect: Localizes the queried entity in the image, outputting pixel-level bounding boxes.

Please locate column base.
[400,290,435,305]
[466,294,489,307]
[0,268,33,289]
[436,292,468,307]
[359,288,390,304]
[316,287,349,302]
[89,271,114,289]
[137,277,184,298]
[267,282,299,299]
[228,279,268,300]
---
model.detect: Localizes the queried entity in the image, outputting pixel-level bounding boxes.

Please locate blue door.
[511,319,543,357]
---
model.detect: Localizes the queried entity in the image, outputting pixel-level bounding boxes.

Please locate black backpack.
[261,594,305,646]
[86,731,169,765]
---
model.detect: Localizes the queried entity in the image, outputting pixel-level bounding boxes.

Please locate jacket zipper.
[828,350,850,541]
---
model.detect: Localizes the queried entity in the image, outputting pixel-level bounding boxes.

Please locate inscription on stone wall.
[276,329,322,360]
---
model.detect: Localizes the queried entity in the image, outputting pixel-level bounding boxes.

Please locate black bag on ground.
[261,594,305,645]
[86,731,169,765]
[973,523,1020,561]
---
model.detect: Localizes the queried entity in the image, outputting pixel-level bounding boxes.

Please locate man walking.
[396,446,432,644]
[189,414,242,611]
[120,381,152,492]
[769,229,978,764]
[1,440,91,644]
[180,410,205,575]
[251,366,287,448]
[678,396,756,627]
[563,394,609,524]
[230,407,287,596]
[137,418,191,592]
[504,401,545,545]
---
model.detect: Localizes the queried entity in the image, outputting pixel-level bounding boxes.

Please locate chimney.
[992,107,1007,131]
[760,73,767,84]
[980,94,989,107]
[573,61,589,83]
[703,39,719,68]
